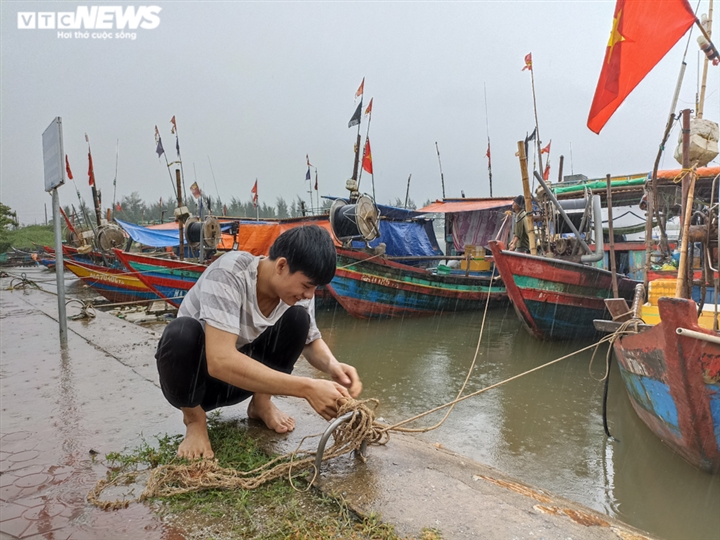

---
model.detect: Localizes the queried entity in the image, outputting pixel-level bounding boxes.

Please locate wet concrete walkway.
[0,280,656,540]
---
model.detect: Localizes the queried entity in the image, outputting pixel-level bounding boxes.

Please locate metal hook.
[314,411,368,474]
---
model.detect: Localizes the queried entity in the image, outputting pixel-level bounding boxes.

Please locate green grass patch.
[106,414,442,540]
[0,224,55,253]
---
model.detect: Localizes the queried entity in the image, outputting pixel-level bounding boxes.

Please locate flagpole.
[358,108,374,199]
[484,83,493,198]
[173,118,188,204]
[349,80,365,202]
[351,121,362,201]
[314,169,319,212]
[85,134,103,228]
[156,127,177,195]
[529,61,544,175]
[368,113,376,201]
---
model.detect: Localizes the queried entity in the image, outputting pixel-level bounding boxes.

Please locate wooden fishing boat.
[63,259,159,304]
[611,297,720,473]
[327,247,507,318]
[489,240,639,340]
[113,249,205,308]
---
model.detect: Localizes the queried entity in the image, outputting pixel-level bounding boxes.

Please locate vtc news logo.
[17,6,161,30]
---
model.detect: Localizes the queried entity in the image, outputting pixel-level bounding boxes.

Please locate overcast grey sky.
[2,1,719,224]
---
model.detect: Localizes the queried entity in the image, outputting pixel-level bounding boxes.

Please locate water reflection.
[317,307,720,540]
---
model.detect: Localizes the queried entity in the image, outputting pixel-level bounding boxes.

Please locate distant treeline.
[63,192,425,226]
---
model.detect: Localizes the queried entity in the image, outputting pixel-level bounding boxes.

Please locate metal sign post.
[42,117,67,345]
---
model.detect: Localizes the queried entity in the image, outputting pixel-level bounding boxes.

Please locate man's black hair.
[268,225,337,285]
[513,195,525,207]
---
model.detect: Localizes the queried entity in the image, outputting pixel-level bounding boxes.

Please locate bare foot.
[177,406,214,459]
[247,394,295,433]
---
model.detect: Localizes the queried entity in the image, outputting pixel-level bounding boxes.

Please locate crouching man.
[155,225,362,459]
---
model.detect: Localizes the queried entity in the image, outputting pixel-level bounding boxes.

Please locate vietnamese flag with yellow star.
[587,0,696,134]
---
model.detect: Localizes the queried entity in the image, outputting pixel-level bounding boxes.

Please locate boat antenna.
[435,141,446,199]
[484,83,493,197]
[207,155,222,209]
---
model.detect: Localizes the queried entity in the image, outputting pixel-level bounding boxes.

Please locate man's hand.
[327,362,363,398]
[305,379,350,420]
[304,338,363,398]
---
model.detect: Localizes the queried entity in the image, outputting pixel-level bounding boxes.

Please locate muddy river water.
[316,304,720,540]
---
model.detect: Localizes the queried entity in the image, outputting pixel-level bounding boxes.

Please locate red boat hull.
[613,297,720,473]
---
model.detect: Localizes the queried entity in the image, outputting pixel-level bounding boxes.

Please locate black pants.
[155,306,310,411]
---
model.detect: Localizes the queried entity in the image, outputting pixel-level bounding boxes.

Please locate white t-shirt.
[177,251,321,348]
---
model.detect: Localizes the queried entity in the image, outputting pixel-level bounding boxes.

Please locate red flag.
[65,155,73,180]
[306,154,313,167]
[189,182,201,199]
[116,202,122,212]
[170,115,177,134]
[223,204,227,216]
[543,162,551,181]
[485,141,491,168]
[541,140,551,154]
[355,77,365,99]
[87,151,95,187]
[522,53,532,71]
[364,97,373,116]
[251,179,258,208]
[362,137,373,174]
[587,0,696,134]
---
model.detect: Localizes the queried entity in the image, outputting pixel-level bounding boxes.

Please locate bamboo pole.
[516,141,537,255]
[676,172,697,298]
[697,5,715,119]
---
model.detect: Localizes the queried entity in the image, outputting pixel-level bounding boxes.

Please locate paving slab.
[0,281,656,540]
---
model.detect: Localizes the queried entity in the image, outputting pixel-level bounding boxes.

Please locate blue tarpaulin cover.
[351,220,442,257]
[115,219,237,247]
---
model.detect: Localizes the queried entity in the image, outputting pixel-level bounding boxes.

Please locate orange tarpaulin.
[656,166,720,180]
[419,198,513,214]
[217,219,337,253]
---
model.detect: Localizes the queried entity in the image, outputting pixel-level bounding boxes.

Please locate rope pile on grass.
[88,398,386,510]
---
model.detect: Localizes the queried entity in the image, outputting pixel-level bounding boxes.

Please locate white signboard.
[42,117,65,192]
